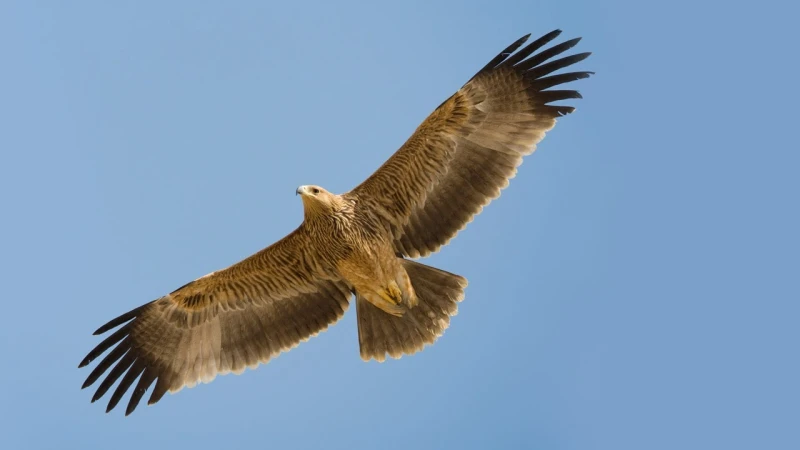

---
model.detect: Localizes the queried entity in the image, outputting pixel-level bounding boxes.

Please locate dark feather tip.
[515,33,532,45]
[92,301,153,335]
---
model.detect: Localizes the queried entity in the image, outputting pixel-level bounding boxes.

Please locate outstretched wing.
[79,226,352,415]
[349,30,592,257]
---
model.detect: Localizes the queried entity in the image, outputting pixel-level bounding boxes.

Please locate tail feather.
[357,259,467,362]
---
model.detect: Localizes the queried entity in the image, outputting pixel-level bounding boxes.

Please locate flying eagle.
[80,29,592,415]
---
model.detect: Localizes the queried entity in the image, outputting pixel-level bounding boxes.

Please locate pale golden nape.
[80,29,592,415]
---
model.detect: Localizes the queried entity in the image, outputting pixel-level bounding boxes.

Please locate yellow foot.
[397,271,418,308]
[364,284,403,317]
[386,282,403,304]
[369,292,405,317]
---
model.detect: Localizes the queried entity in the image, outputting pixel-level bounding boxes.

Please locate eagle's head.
[296,185,342,218]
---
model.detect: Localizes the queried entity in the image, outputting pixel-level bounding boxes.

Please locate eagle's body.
[300,186,419,316]
[80,29,592,415]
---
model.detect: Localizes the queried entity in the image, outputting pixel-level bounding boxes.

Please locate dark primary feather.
[473,33,532,78]
[501,29,562,67]
[79,322,132,369]
[92,302,151,335]
[512,37,582,71]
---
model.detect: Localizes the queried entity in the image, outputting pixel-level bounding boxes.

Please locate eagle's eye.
[312,188,320,195]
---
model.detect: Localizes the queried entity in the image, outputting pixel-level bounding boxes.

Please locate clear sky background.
[1,1,797,449]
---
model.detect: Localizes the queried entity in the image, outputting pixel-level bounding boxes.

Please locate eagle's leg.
[383,281,403,305]
[395,269,418,308]
[361,288,405,317]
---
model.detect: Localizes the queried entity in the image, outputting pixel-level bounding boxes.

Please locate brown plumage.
[79,29,592,415]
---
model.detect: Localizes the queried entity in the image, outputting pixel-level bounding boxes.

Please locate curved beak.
[296,186,305,196]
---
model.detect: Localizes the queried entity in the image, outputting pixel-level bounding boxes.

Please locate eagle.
[80,29,592,415]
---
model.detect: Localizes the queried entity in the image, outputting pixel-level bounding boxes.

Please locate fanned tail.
[357,259,467,362]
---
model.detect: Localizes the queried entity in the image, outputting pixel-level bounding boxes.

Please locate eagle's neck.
[303,196,353,231]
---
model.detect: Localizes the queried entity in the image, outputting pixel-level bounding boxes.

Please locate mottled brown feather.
[349,30,592,257]
[80,227,352,415]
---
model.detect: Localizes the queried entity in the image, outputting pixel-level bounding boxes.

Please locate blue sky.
[1,1,797,449]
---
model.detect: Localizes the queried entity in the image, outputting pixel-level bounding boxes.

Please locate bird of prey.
[79,29,592,415]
